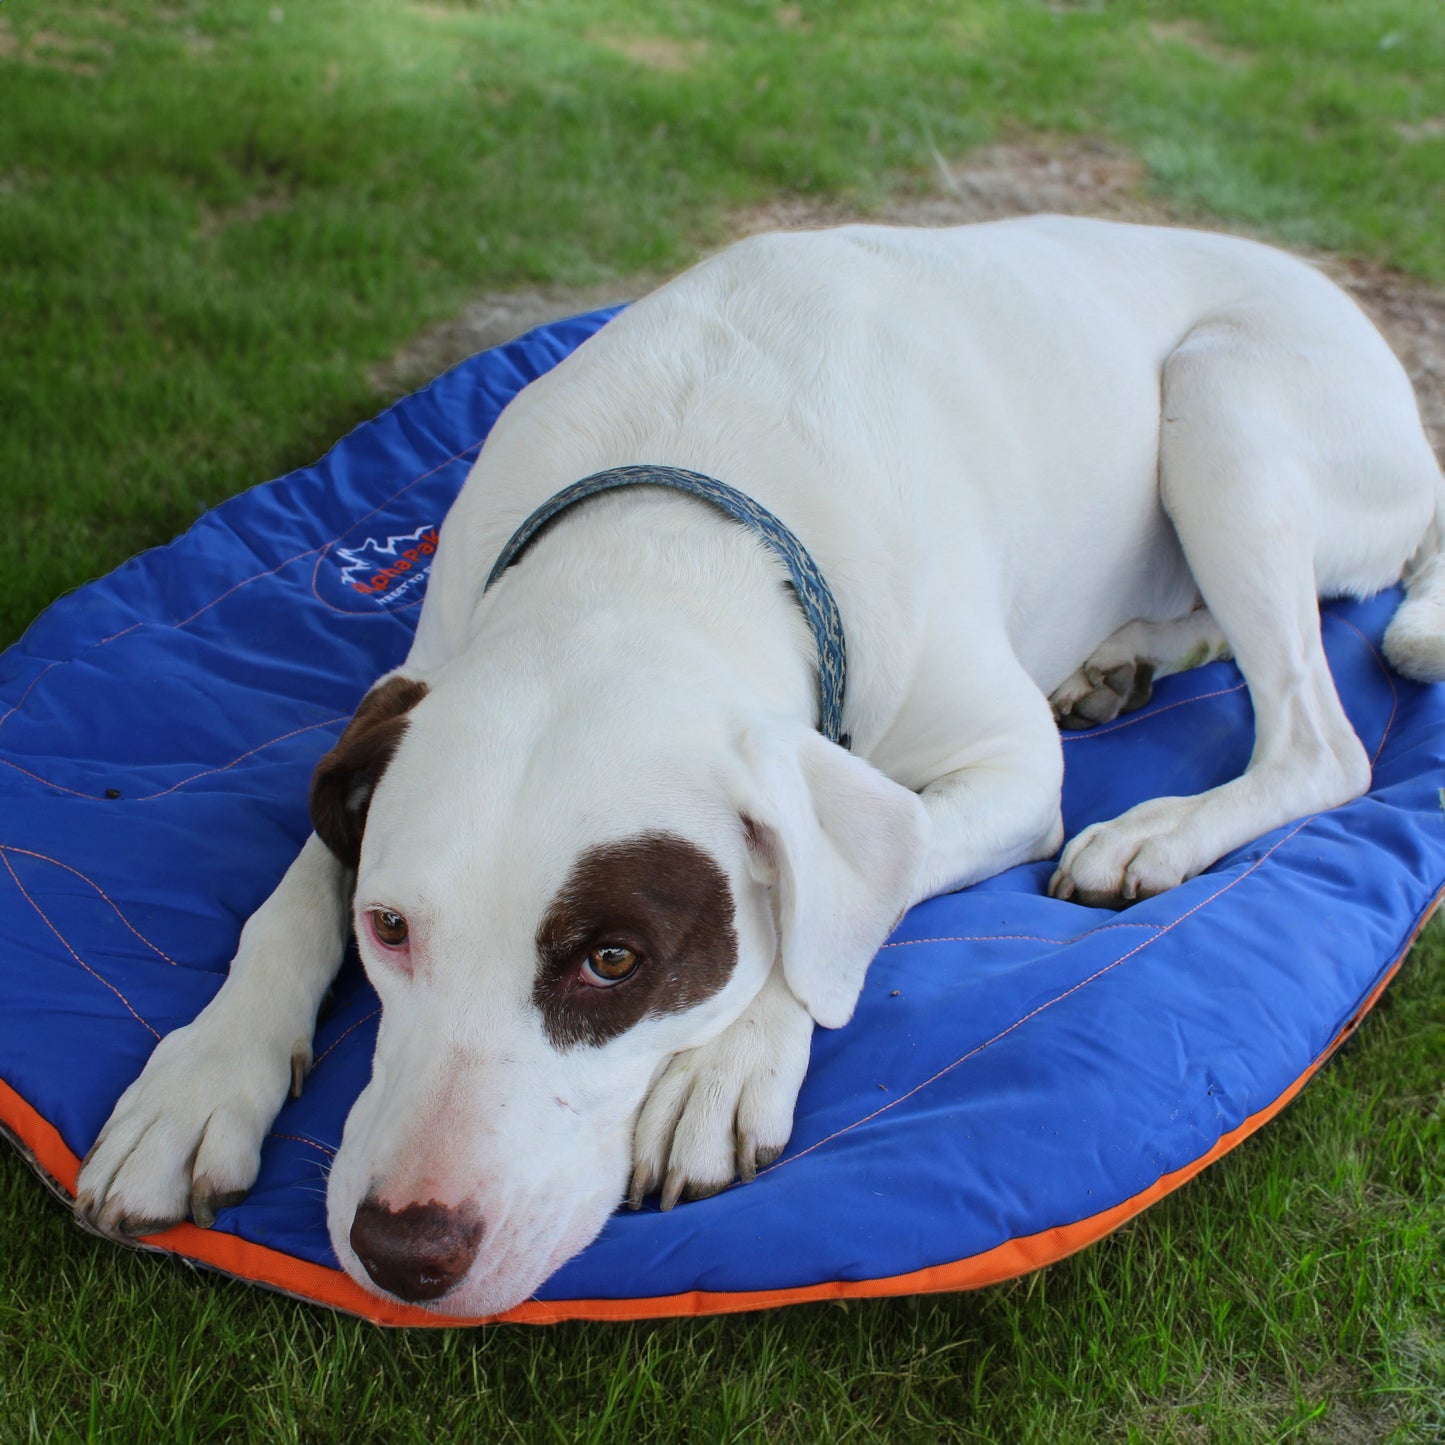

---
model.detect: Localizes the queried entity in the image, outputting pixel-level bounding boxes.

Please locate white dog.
[76,216,1445,1316]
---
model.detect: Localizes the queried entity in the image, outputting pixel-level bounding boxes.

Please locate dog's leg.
[75,833,350,1235]
[628,964,814,1210]
[1049,607,1230,729]
[909,655,1067,900]
[1048,311,1396,908]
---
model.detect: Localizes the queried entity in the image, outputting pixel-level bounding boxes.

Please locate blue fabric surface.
[2,306,1441,1311]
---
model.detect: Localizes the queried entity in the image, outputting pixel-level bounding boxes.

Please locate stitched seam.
[766,818,1312,1175]
[268,1131,337,1159]
[0,759,116,802]
[139,715,349,800]
[170,543,326,629]
[0,845,180,967]
[0,660,61,739]
[880,923,1161,950]
[2,851,161,1039]
[312,1006,381,1068]
[1060,682,1247,741]
[0,714,348,802]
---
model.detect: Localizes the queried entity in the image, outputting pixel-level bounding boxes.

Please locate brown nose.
[349,1195,484,1303]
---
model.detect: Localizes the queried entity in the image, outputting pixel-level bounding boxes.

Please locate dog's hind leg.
[75,833,350,1235]
[1049,607,1230,729]
[1384,476,1445,683]
[1049,300,1432,908]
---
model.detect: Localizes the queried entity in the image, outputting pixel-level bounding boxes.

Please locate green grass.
[2,0,1444,646]
[2,1,1443,1439]
[3,930,1440,1443]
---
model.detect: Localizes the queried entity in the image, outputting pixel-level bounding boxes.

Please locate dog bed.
[3,306,1442,1326]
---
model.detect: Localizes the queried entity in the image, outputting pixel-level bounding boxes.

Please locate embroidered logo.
[335,523,439,606]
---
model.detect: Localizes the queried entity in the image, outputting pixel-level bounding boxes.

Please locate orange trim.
[1,906,1428,1328]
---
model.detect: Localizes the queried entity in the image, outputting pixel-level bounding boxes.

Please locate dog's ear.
[310,674,429,868]
[733,725,930,1029]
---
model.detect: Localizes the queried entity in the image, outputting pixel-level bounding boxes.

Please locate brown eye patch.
[533,833,738,1049]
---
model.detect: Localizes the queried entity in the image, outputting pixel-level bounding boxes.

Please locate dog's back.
[437,216,1443,695]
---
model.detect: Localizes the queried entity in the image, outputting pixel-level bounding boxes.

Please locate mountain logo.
[334,523,439,605]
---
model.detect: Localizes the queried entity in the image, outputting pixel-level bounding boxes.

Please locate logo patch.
[334,523,439,607]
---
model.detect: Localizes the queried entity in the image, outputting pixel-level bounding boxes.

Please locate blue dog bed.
[3,308,1441,1325]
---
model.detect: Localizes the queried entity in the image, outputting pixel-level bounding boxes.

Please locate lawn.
[2,1,1442,1440]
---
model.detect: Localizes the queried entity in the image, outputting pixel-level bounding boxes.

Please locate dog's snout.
[349,1195,483,1303]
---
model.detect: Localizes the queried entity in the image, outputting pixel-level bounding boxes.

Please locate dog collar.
[484,463,850,747]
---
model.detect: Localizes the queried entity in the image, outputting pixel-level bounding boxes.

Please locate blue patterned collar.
[484,464,850,747]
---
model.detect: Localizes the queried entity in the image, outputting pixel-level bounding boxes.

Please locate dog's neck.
[463,486,820,732]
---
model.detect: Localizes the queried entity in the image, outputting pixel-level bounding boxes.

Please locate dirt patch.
[4,28,113,77]
[738,139,1166,231]
[196,193,292,240]
[1397,116,1445,143]
[589,33,709,73]
[369,137,1444,461]
[372,282,642,396]
[1148,19,1254,69]
[1328,265,1445,461]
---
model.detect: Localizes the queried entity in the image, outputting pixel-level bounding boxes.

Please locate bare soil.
[373,139,1444,461]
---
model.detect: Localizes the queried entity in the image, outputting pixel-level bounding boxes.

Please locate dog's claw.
[736,1136,781,1180]
[681,1181,724,1203]
[191,1184,217,1229]
[737,1132,758,1183]
[660,1169,686,1213]
[190,1176,248,1230]
[626,1163,654,1211]
[108,1210,174,1239]
[289,1043,312,1100]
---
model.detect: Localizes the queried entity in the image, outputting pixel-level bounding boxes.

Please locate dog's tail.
[1384,467,1445,683]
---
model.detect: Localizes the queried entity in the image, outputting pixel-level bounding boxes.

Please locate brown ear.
[310,675,429,867]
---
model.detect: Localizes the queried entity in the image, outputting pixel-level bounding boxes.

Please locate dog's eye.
[582,945,639,986]
[370,909,409,948]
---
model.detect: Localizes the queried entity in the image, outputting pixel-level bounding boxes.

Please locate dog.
[75,216,1445,1316]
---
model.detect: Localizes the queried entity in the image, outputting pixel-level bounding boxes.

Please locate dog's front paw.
[1048,796,1199,908]
[75,1011,305,1238]
[628,973,813,1211]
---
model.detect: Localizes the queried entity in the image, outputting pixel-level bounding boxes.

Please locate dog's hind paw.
[1049,657,1155,730]
[628,970,812,1211]
[74,1012,301,1240]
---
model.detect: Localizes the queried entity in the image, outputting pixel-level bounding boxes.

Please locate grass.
[2,0,1444,647]
[2,0,1443,1439]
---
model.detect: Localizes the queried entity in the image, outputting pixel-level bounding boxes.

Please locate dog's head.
[310,655,927,1316]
